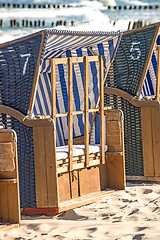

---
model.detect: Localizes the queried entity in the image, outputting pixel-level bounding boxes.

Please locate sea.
[0,0,160,43]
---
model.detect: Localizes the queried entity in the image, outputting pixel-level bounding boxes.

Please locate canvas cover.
[141,33,160,98]
[32,29,122,146]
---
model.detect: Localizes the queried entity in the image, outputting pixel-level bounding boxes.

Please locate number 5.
[20,53,31,75]
[130,42,141,60]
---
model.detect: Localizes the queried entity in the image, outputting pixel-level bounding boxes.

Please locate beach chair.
[0,29,125,214]
[0,125,20,229]
[104,22,160,180]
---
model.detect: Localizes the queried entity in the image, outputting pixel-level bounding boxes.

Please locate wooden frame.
[28,31,46,115]
[49,55,106,173]
[26,55,125,213]
[31,107,125,213]
[0,105,126,214]
[0,54,126,214]
[0,128,20,229]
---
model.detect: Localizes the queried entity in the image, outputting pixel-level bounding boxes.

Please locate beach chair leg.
[106,152,126,190]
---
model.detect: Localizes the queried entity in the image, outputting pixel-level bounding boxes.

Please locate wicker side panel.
[105,26,157,96]
[0,34,42,115]
[0,114,36,208]
[104,94,144,176]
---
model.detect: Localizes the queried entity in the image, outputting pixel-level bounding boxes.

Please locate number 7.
[20,53,31,75]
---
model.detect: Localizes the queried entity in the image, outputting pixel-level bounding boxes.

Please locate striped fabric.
[33,30,121,146]
[141,33,160,98]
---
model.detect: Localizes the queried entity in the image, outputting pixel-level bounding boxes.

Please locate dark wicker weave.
[0,34,42,115]
[104,25,158,176]
[0,34,43,208]
[0,115,36,208]
[105,26,157,96]
[104,94,144,176]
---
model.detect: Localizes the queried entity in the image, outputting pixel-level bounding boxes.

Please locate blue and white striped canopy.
[141,33,160,98]
[33,29,122,146]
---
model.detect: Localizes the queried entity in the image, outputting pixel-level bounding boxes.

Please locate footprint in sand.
[120,204,127,209]
[87,227,97,237]
[143,189,153,194]
[152,206,160,212]
[102,213,110,220]
[56,209,88,221]
[122,198,133,203]
[14,238,26,240]
[128,208,139,216]
[53,235,66,239]
[133,233,145,240]
[137,227,148,231]
[112,216,122,223]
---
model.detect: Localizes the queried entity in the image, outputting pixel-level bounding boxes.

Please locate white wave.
[75,0,105,8]
[98,0,116,6]
[115,0,159,5]
[65,9,114,31]
[0,28,37,43]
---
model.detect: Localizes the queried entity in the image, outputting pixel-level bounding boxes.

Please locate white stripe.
[41,73,51,113]
[149,62,156,95]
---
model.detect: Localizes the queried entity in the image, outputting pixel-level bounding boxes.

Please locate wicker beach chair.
[104,22,160,180]
[0,29,126,213]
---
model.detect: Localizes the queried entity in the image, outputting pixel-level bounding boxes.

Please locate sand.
[1,182,160,240]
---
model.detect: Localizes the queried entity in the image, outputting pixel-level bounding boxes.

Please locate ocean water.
[0,0,160,43]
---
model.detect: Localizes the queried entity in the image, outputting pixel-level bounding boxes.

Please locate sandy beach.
[1,182,160,240]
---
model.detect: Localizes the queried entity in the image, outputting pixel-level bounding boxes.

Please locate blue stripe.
[97,43,107,69]
[142,34,160,97]
[33,104,37,116]
[95,114,100,144]
[87,48,99,108]
[39,75,50,115]
[58,63,68,113]
[66,50,84,137]
[57,57,70,141]
[76,48,85,135]
[108,40,114,60]
[144,77,150,95]
[56,118,64,146]
[65,50,76,138]
[142,85,146,96]
[157,35,160,45]
[45,73,52,107]
[55,89,66,145]
[151,51,157,78]
[146,71,154,95]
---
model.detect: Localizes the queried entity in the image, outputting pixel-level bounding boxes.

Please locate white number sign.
[20,53,31,75]
[130,42,141,60]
